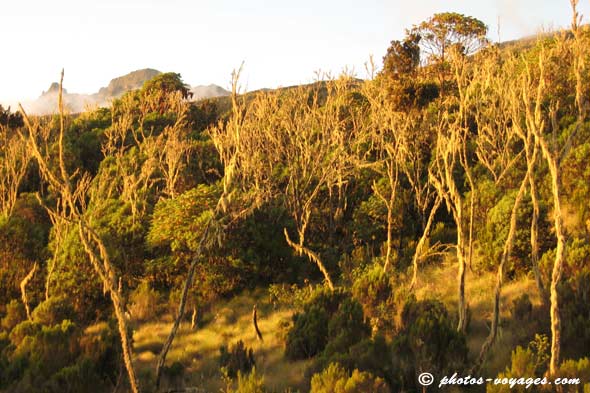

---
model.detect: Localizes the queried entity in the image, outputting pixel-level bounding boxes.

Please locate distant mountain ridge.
[97,68,161,98]
[22,68,230,115]
[190,84,230,100]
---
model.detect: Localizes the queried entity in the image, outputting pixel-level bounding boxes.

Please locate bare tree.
[429,113,469,333]
[510,4,587,372]
[0,125,30,218]
[362,78,402,271]
[20,72,141,393]
[429,49,475,333]
[211,72,368,291]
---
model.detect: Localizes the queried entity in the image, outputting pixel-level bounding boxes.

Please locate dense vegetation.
[1,5,589,393]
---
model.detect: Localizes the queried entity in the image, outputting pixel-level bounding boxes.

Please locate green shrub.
[511,294,533,321]
[78,321,121,383]
[351,264,393,332]
[268,283,315,310]
[560,270,590,360]
[487,335,550,393]
[9,320,41,346]
[234,367,266,393]
[324,298,371,357]
[389,297,468,391]
[285,288,348,360]
[310,363,389,393]
[45,358,107,393]
[401,296,468,372]
[1,299,26,332]
[556,357,590,392]
[31,296,75,326]
[310,335,392,388]
[220,340,256,378]
[129,281,161,321]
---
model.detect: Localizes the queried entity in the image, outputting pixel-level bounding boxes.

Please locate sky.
[1,0,588,105]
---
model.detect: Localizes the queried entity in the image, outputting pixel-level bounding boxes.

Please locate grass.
[133,264,545,392]
[415,258,544,377]
[133,288,312,392]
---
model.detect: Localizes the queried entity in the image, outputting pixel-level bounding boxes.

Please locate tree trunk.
[410,196,441,290]
[78,224,140,393]
[384,195,394,271]
[546,158,566,376]
[284,228,334,291]
[475,170,528,369]
[20,262,37,320]
[190,306,198,330]
[252,304,263,342]
[456,217,468,334]
[527,145,547,305]
[156,219,211,389]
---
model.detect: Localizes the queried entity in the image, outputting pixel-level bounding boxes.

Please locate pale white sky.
[1,0,588,104]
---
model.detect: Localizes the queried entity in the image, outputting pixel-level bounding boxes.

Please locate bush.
[8,319,79,390]
[160,361,185,392]
[1,299,26,332]
[219,340,256,378]
[78,321,121,383]
[31,296,75,326]
[285,288,348,360]
[221,367,266,393]
[285,306,330,360]
[310,335,392,388]
[324,298,371,357]
[511,294,533,321]
[234,367,266,393]
[556,357,590,392]
[487,335,550,393]
[310,363,389,393]
[389,297,468,391]
[45,358,107,393]
[128,281,160,321]
[351,265,393,333]
[9,320,41,347]
[560,270,590,360]
[268,283,315,310]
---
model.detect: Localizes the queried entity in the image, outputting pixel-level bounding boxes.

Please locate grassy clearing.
[133,265,542,391]
[133,288,312,392]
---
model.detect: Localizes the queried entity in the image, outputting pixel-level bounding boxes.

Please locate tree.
[0,105,24,129]
[410,12,488,64]
[505,1,588,374]
[210,71,369,290]
[0,125,31,218]
[20,72,141,393]
[380,33,439,110]
[155,67,261,388]
[382,33,421,80]
[141,72,192,100]
[362,78,401,271]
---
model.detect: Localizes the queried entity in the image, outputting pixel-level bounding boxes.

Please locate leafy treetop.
[409,12,488,63]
